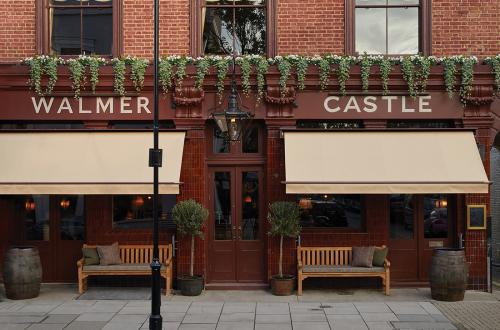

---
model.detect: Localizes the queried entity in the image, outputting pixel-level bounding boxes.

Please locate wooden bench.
[77,244,173,295]
[297,246,390,296]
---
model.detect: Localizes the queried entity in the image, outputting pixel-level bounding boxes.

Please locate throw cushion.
[82,247,100,266]
[97,242,122,265]
[372,246,388,267]
[351,246,375,267]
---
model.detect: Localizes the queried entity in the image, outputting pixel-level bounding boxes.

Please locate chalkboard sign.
[467,205,486,230]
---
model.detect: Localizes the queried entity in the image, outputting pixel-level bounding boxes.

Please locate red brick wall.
[122,0,190,57]
[277,0,345,55]
[0,1,36,62]
[432,0,500,57]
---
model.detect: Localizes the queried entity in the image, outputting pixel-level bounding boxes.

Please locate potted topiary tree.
[172,199,209,296]
[268,201,301,296]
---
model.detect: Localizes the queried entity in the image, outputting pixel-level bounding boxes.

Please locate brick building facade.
[0,0,498,292]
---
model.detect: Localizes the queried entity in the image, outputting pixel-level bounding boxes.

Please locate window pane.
[88,0,113,5]
[22,195,50,241]
[234,8,266,55]
[204,0,232,4]
[388,0,419,5]
[83,8,113,55]
[355,8,386,54]
[242,126,258,153]
[214,172,232,240]
[390,194,414,239]
[237,0,266,5]
[298,195,362,229]
[59,196,85,240]
[50,0,81,5]
[424,195,448,239]
[51,8,82,55]
[356,0,386,5]
[113,195,176,229]
[242,172,259,240]
[214,128,230,153]
[203,8,234,55]
[388,7,418,54]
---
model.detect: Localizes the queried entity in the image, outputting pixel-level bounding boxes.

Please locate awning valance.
[284,131,489,194]
[0,131,185,194]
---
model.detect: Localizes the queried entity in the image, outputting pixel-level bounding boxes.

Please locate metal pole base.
[149,314,162,330]
[149,259,162,330]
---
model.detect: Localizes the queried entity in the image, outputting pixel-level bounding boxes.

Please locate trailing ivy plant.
[359,53,373,93]
[125,56,149,92]
[194,56,211,90]
[237,56,252,96]
[111,58,126,96]
[485,55,500,94]
[337,56,353,95]
[67,57,87,98]
[273,56,292,97]
[24,55,62,96]
[378,57,392,95]
[88,56,106,93]
[214,56,231,103]
[159,56,174,94]
[401,56,417,98]
[175,56,190,89]
[316,56,330,90]
[414,55,432,94]
[442,57,458,98]
[251,56,269,103]
[293,56,309,91]
[458,56,477,104]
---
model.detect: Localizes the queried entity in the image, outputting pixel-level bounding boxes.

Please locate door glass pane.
[23,195,50,241]
[214,128,230,153]
[355,8,386,54]
[424,195,448,238]
[51,8,82,55]
[390,194,414,239]
[82,8,113,55]
[388,7,418,54]
[214,172,232,240]
[234,8,266,55]
[356,0,386,4]
[59,196,85,240]
[242,171,259,240]
[242,126,258,153]
[203,7,234,55]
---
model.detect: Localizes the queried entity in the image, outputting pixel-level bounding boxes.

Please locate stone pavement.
[434,301,500,330]
[0,285,498,330]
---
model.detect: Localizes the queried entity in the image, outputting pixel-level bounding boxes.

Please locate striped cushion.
[302,265,384,273]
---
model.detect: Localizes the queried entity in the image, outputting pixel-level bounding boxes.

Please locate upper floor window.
[346,0,430,55]
[201,0,268,55]
[44,0,118,56]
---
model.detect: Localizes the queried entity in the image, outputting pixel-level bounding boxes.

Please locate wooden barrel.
[429,248,468,301]
[2,246,42,300]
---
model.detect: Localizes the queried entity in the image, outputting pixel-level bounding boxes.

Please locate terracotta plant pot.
[178,275,204,296]
[270,275,295,296]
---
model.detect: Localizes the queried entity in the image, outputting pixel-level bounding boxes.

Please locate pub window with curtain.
[202,0,267,55]
[49,0,114,55]
[349,0,429,55]
[297,195,363,230]
[112,195,176,230]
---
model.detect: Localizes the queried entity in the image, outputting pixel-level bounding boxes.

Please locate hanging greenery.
[272,56,292,97]
[414,55,433,94]
[316,56,330,90]
[485,55,500,94]
[337,56,353,95]
[442,57,457,98]
[293,56,309,91]
[67,57,86,98]
[237,56,252,96]
[251,56,269,103]
[24,55,62,96]
[378,57,392,95]
[124,56,149,92]
[458,56,477,104]
[159,56,174,94]
[359,54,373,93]
[194,56,211,90]
[175,56,190,89]
[88,56,106,93]
[111,58,126,96]
[401,56,417,98]
[214,56,231,103]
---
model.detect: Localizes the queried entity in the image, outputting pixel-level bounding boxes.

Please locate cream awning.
[284,131,489,194]
[0,131,185,194]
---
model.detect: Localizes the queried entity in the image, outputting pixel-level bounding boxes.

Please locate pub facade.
[0,0,499,292]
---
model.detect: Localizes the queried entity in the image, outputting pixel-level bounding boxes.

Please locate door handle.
[238,226,241,240]
[232,226,236,240]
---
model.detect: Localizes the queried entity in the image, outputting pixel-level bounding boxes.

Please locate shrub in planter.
[268,201,301,295]
[172,199,208,296]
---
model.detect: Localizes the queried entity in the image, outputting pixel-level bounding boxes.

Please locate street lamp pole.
[149,0,162,328]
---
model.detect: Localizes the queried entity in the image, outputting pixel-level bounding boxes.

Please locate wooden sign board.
[467,205,487,230]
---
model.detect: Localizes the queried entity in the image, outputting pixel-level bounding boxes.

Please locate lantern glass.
[213,113,228,133]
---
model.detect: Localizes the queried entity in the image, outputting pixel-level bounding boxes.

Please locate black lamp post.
[211,57,254,141]
[149,0,162,328]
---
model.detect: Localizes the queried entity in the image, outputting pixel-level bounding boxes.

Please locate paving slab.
[182,313,220,324]
[354,303,392,313]
[161,312,186,322]
[292,322,331,330]
[41,314,78,324]
[256,302,289,315]
[1,325,30,330]
[75,312,115,322]
[255,313,291,323]
[254,324,292,330]
[395,314,435,322]
[218,312,254,322]
[102,323,143,330]
[289,302,324,314]
[187,302,223,314]
[221,302,256,314]
[387,302,427,315]
[161,302,191,313]
[329,319,369,330]
[291,313,327,322]
[365,321,394,330]
[140,322,180,330]
[361,312,398,322]
[26,324,65,330]
[0,316,46,324]
[215,321,254,330]
[17,304,59,314]
[64,321,107,330]
[178,324,216,330]
[109,314,148,324]
[323,302,358,315]
[391,321,457,329]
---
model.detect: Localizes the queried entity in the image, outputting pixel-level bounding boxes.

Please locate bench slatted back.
[83,244,172,264]
[298,246,353,266]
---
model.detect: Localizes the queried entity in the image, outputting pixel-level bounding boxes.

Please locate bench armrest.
[77,258,84,269]
[164,255,173,267]
[384,258,390,269]
[297,260,303,270]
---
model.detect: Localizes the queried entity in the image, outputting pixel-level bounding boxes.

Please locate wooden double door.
[388,194,454,282]
[207,167,266,284]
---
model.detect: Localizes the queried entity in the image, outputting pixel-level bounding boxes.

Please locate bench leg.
[297,274,303,296]
[78,275,87,294]
[385,271,390,296]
